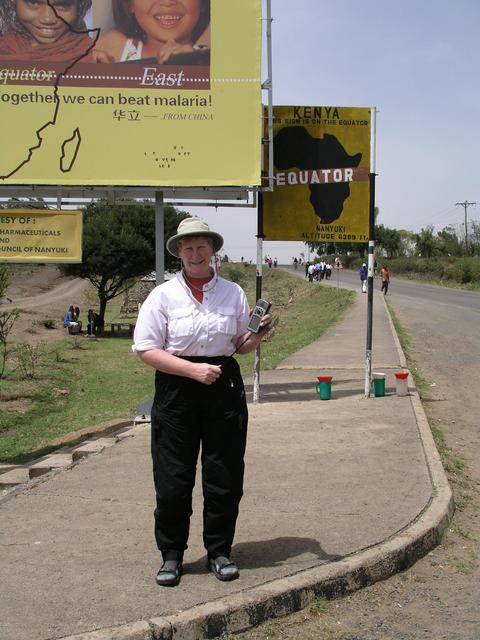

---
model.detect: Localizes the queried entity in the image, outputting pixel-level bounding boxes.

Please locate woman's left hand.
[257,313,273,338]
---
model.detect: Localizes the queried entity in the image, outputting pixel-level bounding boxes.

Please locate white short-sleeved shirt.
[132,272,251,357]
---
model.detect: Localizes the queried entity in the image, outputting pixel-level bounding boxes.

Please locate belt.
[178,355,230,366]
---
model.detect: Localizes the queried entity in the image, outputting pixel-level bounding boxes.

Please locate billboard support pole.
[155,191,165,286]
[253,192,264,404]
[365,108,377,398]
[265,0,274,190]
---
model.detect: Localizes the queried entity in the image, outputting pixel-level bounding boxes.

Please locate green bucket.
[371,373,386,397]
[316,376,332,400]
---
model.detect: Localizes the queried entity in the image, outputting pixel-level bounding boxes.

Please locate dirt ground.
[3,266,93,345]
[237,292,480,639]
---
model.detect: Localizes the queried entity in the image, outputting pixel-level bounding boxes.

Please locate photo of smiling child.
[0,0,94,63]
[93,0,210,65]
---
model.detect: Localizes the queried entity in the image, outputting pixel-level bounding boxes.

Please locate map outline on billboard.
[0,0,262,187]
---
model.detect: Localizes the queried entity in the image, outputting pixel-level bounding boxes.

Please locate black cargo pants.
[150,356,248,560]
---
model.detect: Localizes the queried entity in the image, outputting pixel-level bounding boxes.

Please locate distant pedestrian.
[379,266,390,295]
[293,257,298,270]
[63,305,75,328]
[305,261,310,278]
[308,263,316,282]
[359,263,367,293]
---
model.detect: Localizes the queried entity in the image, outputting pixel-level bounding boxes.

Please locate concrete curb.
[382,294,408,369]
[54,298,454,640]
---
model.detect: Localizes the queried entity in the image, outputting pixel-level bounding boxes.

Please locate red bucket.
[317,376,333,382]
[394,371,409,380]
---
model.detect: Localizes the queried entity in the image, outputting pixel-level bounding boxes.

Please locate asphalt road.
[274,263,480,639]
[281,264,480,313]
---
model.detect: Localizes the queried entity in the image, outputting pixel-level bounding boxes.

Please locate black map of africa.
[273,126,362,224]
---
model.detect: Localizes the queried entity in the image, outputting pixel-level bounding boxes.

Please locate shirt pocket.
[216,306,237,336]
[168,309,194,338]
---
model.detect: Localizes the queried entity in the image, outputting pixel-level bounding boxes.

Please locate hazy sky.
[188,0,479,262]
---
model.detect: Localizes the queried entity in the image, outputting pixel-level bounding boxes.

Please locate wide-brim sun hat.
[166,217,224,257]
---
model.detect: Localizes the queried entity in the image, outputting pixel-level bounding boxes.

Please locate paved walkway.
[0,289,453,640]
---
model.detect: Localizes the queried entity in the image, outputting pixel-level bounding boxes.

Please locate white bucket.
[394,372,409,396]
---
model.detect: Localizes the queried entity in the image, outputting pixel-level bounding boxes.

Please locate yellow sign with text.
[0,209,82,263]
[264,106,371,243]
[0,0,261,187]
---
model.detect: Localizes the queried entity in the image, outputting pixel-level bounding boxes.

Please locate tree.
[0,267,19,379]
[414,226,437,257]
[437,225,463,257]
[61,202,189,323]
[469,221,480,256]
[375,224,402,258]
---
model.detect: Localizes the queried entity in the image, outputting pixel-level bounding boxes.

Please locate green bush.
[377,256,480,287]
[224,266,246,286]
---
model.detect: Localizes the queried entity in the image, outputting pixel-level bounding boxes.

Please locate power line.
[398,204,458,231]
[455,201,476,253]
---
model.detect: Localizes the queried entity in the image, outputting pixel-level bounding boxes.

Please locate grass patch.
[0,266,353,462]
[385,300,430,399]
[309,595,328,616]
[454,560,476,575]
[0,336,154,463]
[385,300,469,487]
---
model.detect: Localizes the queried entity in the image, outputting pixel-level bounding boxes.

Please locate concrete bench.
[109,323,135,336]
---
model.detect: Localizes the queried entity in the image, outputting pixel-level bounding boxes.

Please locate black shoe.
[156,559,183,587]
[207,555,239,581]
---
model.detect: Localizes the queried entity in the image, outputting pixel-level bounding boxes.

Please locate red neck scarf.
[184,275,213,304]
[0,27,94,63]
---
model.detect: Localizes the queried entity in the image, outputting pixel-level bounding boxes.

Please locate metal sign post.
[155,192,165,286]
[365,108,377,398]
[253,192,264,404]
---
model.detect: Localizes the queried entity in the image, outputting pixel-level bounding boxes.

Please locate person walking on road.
[132,218,272,588]
[379,265,390,295]
[359,263,368,293]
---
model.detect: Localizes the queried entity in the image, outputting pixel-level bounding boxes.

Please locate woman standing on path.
[132,218,272,587]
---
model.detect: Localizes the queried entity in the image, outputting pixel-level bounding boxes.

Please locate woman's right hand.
[156,40,195,64]
[190,363,222,385]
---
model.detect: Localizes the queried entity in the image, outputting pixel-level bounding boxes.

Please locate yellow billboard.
[264,106,371,243]
[0,209,82,263]
[0,1,261,187]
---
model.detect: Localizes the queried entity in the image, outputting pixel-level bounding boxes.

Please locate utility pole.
[455,201,476,254]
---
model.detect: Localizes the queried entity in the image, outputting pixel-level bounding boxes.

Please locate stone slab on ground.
[0,468,30,488]
[28,454,73,478]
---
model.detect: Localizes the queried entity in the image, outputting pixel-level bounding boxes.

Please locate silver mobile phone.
[247,299,271,333]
